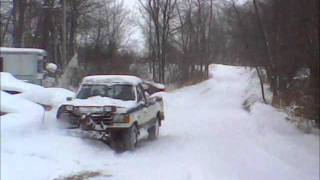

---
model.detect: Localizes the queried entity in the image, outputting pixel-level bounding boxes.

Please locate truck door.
[141,84,158,122]
[137,84,150,124]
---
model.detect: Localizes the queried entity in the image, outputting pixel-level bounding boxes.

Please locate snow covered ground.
[1,65,319,180]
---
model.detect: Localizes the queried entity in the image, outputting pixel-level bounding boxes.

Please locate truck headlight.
[113,114,131,123]
[65,105,74,111]
[103,106,112,112]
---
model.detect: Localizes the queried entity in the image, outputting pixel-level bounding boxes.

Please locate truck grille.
[90,113,113,125]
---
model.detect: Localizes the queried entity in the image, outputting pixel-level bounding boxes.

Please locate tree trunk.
[231,0,267,103]
[256,66,267,103]
[15,0,26,47]
[1,12,12,44]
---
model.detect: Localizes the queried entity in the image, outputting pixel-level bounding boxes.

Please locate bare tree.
[230,0,267,103]
[139,0,177,83]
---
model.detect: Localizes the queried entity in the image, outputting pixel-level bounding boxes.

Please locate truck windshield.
[77,84,135,101]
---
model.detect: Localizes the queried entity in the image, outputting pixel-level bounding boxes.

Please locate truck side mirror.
[66,97,73,101]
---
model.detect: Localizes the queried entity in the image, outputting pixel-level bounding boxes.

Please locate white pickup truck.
[57,75,165,151]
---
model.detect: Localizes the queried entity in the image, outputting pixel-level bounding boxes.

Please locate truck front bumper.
[58,112,132,130]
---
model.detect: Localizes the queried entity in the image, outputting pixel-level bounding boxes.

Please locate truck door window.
[77,84,135,101]
[137,85,146,103]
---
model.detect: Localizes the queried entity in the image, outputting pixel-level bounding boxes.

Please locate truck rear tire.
[148,120,159,140]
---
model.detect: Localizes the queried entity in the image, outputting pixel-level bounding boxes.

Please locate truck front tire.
[123,124,138,150]
[111,125,138,152]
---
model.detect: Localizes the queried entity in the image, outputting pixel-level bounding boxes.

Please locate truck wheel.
[56,107,64,119]
[110,131,123,152]
[148,120,159,140]
[123,124,138,150]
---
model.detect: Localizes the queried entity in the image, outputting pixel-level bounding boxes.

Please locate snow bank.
[246,102,319,179]
[240,66,319,180]
[1,72,74,106]
[0,72,44,92]
[0,91,44,134]
[44,88,75,106]
[243,69,273,105]
[1,72,75,131]
[1,72,51,105]
[243,68,319,134]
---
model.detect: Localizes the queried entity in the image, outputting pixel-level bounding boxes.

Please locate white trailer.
[0,47,48,85]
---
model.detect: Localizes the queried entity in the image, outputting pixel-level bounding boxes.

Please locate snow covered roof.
[0,47,47,56]
[82,75,143,85]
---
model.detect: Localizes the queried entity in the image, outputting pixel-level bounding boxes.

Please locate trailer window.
[37,60,44,73]
[0,57,3,72]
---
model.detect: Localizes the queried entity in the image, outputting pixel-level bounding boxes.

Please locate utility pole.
[62,0,67,67]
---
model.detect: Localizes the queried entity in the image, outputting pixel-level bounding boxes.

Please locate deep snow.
[0,91,44,135]
[1,65,319,180]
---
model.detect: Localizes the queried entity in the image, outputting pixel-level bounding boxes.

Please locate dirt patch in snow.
[54,170,111,180]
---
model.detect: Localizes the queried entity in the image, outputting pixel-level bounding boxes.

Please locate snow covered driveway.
[1,65,319,180]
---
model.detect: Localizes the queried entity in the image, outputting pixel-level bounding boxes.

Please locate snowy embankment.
[1,65,319,180]
[1,91,44,134]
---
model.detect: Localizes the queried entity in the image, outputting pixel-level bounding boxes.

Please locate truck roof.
[81,75,143,85]
[0,47,47,56]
